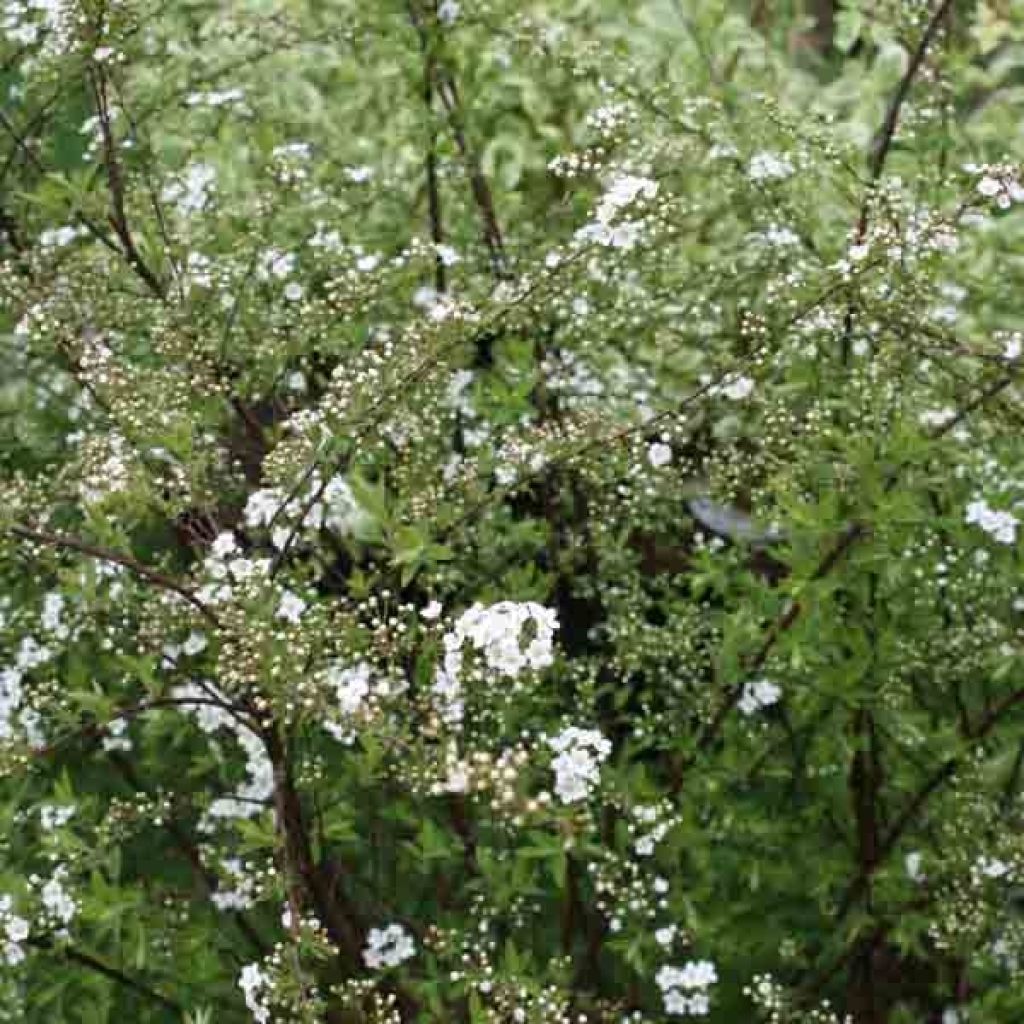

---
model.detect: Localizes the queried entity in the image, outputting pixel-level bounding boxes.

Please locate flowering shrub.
[2,1,1024,1022]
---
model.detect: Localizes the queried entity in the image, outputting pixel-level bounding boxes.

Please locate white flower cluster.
[363,923,415,969]
[185,87,246,110]
[443,601,558,679]
[37,866,76,929]
[2,635,54,746]
[196,532,271,605]
[171,683,273,829]
[656,960,718,1017]
[973,855,1014,883]
[965,498,1019,545]
[0,896,29,966]
[648,441,672,469]
[39,804,75,830]
[78,432,134,506]
[737,679,781,715]
[574,173,659,250]
[748,151,794,182]
[244,474,368,551]
[160,162,216,216]
[432,601,557,726]
[631,802,679,857]
[1,0,72,54]
[548,726,611,804]
[973,165,1024,209]
[323,661,372,744]
[211,858,258,911]
[239,962,271,1024]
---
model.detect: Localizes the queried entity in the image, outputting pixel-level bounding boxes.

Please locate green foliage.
[2,1,1024,1023]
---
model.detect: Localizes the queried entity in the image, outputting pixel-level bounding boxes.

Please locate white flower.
[212,858,257,911]
[183,631,208,656]
[647,442,672,468]
[977,176,1001,198]
[438,0,460,24]
[443,601,559,679]
[40,592,65,635]
[748,151,794,182]
[656,960,718,991]
[965,498,1018,545]
[39,225,79,249]
[276,590,307,624]
[161,162,216,215]
[655,925,677,948]
[328,661,371,716]
[257,249,295,280]
[345,165,374,183]
[597,175,659,222]
[574,174,658,251]
[435,243,460,265]
[239,962,270,1024]
[284,281,304,302]
[720,375,754,401]
[976,856,1012,880]
[548,726,611,804]
[656,959,717,1017]
[919,407,955,429]
[363,923,415,969]
[40,868,77,926]
[245,488,285,528]
[905,851,923,881]
[737,679,781,715]
[211,532,238,559]
[421,600,443,621]
[39,804,75,830]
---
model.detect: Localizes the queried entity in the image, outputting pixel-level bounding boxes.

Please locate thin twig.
[9,524,221,626]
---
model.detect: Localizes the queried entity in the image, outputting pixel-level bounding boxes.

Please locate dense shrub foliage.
[3,1,1024,1021]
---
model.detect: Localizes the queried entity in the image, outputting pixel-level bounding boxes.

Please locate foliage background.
[3,1,1024,1023]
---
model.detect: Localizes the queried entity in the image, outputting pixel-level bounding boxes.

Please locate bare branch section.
[87,63,167,301]
[8,524,221,627]
[407,1,508,280]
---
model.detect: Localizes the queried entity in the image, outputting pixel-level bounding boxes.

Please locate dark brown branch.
[841,0,953,362]
[87,65,166,301]
[107,751,269,959]
[866,0,955,183]
[264,727,364,962]
[416,17,448,293]
[834,686,1024,923]
[406,1,508,280]
[9,524,222,627]
[29,936,183,1014]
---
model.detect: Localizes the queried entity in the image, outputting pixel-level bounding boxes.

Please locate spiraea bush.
[2,1,1024,1022]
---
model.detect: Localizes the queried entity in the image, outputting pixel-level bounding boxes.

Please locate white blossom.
[548,726,611,804]
[965,498,1018,545]
[737,679,781,715]
[647,442,672,468]
[239,962,271,1023]
[442,601,559,681]
[276,590,307,624]
[656,960,718,1018]
[363,923,415,969]
[748,151,794,182]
